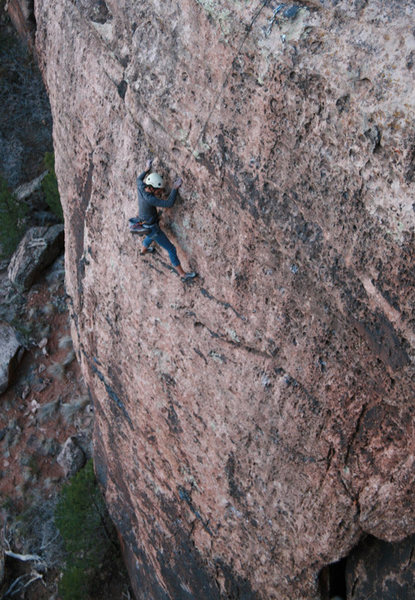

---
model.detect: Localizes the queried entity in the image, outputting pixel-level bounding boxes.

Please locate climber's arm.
[146,177,182,208]
[137,160,153,189]
[147,188,178,208]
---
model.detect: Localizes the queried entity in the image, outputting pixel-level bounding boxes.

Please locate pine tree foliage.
[0,175,27,258]
[55,459,114,600]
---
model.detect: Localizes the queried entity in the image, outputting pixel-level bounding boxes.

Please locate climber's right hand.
[145,159,153,172]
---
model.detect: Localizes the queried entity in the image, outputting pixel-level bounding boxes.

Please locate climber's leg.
[142,227,197,280]
[140,233,154,254]
[151,230,180,267]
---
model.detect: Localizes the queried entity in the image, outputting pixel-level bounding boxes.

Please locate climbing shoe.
[140,247,155,255]
[181,271,197,282]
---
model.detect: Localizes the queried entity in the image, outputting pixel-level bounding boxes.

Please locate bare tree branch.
[4,550,42,562]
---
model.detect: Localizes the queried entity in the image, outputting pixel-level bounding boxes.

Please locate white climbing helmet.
[144,172,164,188]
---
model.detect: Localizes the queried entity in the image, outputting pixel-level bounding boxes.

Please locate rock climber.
[130,159,197,282]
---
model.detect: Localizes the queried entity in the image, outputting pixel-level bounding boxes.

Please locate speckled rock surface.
[33,1,414,598]
[0,321,21,394]
[57,436,86,478]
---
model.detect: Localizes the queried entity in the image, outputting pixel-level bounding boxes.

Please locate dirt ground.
[0,257,132,599]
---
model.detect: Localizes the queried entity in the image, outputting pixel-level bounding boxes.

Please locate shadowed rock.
[346,534,415,600]
[7,225,64,291]
[0,321,22,395]
[57,436,86,478]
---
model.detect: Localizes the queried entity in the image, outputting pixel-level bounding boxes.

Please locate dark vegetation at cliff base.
[1,460,132,600]
[0,176,27,258]
[55,459,132,600]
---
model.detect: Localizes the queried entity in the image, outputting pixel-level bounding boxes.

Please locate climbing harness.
[129,210,162,234]
[129,218,149,234]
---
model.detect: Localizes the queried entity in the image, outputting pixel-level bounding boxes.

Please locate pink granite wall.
[34,1,415,597]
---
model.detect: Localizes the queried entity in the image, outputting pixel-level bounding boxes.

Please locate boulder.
[13,171,48,201]
[0,321,22,394]
[7,225,64,291]
[57,437,86,478]
[34,0,415,598]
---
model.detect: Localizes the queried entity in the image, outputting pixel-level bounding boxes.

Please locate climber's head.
[144,172,164,190]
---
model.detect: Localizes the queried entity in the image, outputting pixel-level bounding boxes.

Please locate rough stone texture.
[13,171,48,201]
[0,321,21,395]
[7,225,64,291]
[57,436,86,478]
[33,1,415,598]
[346,534,415,599]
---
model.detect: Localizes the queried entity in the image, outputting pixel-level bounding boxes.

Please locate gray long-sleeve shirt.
[137,171,178,224]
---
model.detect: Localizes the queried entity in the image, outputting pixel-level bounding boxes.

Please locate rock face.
[32,1,414,598]
[0,322,21,394]
[7,225,64,291]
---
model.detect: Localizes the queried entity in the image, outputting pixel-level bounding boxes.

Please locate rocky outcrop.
[57,436,86,478]
[7,225,64,291]
[33,1,414,598]
[0,322,22,394]
[13,171,47,201]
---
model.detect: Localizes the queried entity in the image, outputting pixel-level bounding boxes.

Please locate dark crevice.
[319,533,415,600]
[200,287,247,321]
[329,558,347,598]
[117,79,128,99]
[319,557,347,600]
[344,402,367,465]
[27,0,36,29]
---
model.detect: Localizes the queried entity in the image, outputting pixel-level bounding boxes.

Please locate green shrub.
[42,152,63,221]
[0,175,27,258]
[59,565,89,600]
[55,459,114,600]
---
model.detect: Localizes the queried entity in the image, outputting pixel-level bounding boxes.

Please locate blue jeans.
[143,225,180,267]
